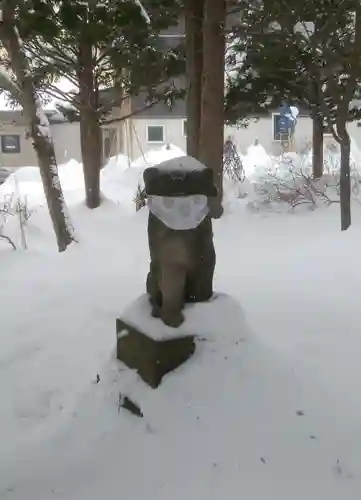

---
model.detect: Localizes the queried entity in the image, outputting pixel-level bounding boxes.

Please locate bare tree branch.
[0,234,16,250]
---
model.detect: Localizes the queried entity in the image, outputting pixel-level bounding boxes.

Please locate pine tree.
[185,0,227,219]
[0,1,75,252]
[226,0,361,230]
[7,0,184,209]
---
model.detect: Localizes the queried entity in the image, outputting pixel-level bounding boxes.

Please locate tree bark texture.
[79,111,102,209]
[0,6,74,252]
[334,7,361,231]
[30,115,75,251]
[185,0,203,159]
[199,0,226,219]
[77,40,102,209]
[339,133,351,231]
[312,114,323,179]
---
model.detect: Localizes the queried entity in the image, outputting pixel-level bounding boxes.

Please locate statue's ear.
[203,168,218,198]
[143,167,158,191]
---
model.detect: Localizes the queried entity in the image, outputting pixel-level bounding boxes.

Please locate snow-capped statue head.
[143,156,217,230]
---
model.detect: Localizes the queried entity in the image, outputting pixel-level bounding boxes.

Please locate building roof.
[131,93,186,118]
[0,109,67,126]
[129,91,314,120]
[130,71,186,118]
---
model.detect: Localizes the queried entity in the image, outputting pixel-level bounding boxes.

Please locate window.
[182,119,187,137]
[273,113,296,141]
[272,113,290,141]
[1,134,20,153]
[147,125,164,143]
[102,127,117,162]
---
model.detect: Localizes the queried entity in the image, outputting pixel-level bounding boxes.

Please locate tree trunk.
[199,0,226,219]
[0,5,74,252]
[79,111,102,209]
[339,132,351,231]
[312,114,323,179]
[185,0,203,158]
[30,110,75,251]
[77,41,102,209]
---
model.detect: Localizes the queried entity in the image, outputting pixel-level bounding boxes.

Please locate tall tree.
[226,0,361,230]
[199,0,226,219]
[16,0,183,209]
[0,1,75,252]
[185,0,226,219]
[226,14,327,178]
[185,0,203,158]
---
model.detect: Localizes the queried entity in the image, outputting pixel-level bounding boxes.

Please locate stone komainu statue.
[143,156,218,328]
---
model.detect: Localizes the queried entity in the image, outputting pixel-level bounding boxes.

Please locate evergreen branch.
[27,40,75,70]
[0,66,23,104]
[101,98,159,125]
[42,83,79,107]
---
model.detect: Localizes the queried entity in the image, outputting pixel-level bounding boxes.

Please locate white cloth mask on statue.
[147,194,209,230]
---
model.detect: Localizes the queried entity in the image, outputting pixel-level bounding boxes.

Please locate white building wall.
[14,116,361,170]
[225,116,313,154]
[52,121,126,166]
[51,122,82,164]
[9,116,361,170]
[0,122,82,169]
[126,117,186,161]
[0,124,37,168]
[128,116,361,161]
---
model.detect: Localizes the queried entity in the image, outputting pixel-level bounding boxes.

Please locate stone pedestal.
[116,293,246,389]
[116,318,195,388]
[116,295,196,388]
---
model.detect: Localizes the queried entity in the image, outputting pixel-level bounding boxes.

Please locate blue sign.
[278,103,298,137]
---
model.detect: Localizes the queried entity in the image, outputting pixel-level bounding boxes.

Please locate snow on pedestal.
[116,293,246,388]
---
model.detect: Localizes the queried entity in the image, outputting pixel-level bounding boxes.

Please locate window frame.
[182,119,187,137]
[1,134,21,154]
[272,112,283,142]
[146,124,165,144]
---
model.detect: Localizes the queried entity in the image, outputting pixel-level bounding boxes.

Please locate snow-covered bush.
[247,149,361,212]
[223,137,245,183]
[251,164,335,210]
[0,195,16,249]
[133,184,147,212]
[130,140,361,214]
[0,192,33,249]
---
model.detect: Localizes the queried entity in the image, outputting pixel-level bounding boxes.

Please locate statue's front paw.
[161,311,184,328]
[151,304,161,318]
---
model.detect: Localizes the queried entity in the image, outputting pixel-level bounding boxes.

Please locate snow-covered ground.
[1,147,361,499]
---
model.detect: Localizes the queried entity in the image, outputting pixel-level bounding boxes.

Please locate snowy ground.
[1,148,361,499]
